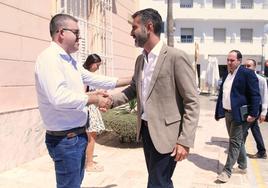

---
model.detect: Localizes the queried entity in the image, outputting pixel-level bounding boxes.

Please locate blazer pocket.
[165,115,181,126]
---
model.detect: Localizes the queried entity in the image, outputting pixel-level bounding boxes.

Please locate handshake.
[86,89,113,112]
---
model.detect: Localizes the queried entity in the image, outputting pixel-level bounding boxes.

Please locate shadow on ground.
[206,136,229,154]
[187,153,224,173]
[96,131,142,149]
[206,136,228,148]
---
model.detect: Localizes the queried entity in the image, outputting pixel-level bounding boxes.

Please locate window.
[181,28,194,43]
[63,0,88,19]
[59,0,88,63]
[58,0,113,75]
[213,0,225,8]
[241,0,253,9]
[240,29,253,42]
[180,0,193,8]
[213,28,226,42]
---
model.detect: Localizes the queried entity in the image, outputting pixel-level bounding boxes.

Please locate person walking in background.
[244,59,267,159]
[111,8,200,188]
[83,54,131,172]
[215,50,261,183]
[35,14,129,188]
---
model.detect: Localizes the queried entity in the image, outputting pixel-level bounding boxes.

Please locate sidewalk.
[0,95,260,188]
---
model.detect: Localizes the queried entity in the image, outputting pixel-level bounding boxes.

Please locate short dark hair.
[83,54,101,70]
[132,8,162,37]
[49,14,78,38]
[229,50,242,62]
[247,58,257,66]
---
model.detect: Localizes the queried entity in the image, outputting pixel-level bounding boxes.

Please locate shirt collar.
[50,41,68,56]
[230,64,240,75]
[142,40,163,60]
[50,42,77,69]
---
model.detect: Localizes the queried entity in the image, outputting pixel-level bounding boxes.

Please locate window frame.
[240,28,253,43]
[180,0,193,8]
[213,28,226,43]
[180,28,194,43]
[212,0,226,9]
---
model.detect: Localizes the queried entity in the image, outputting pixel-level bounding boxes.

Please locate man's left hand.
[247,115,256,123]
[258,115,266,123]
[170,144,189,161]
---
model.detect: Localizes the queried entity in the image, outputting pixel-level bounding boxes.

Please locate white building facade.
[139,0,268,92]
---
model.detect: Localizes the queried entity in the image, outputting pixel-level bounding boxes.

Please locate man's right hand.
[97,95,112,112]
[86,91,111,112]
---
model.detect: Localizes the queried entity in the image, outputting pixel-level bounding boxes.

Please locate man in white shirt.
[35,14,129,188]
[244,59,267,159]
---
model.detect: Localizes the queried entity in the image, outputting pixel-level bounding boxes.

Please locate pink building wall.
[0,0,139,171]
[0,1,52,172]
[0,1,51,113]
[108,0,139,77]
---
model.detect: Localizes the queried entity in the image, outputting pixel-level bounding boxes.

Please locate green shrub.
[102,107,137,143]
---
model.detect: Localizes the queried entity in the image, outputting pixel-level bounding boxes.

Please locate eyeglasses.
[226,59,236,63]
[62,28,80,38]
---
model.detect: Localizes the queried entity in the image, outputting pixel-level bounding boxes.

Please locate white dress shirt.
[222,65,240,110]
[35,42,117,131]
[141,40,163,120]
[256,73,268,116]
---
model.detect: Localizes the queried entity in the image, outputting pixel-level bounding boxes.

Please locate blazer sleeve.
[214,74,227,120]
[174,50,200,148]
[246,70,261,117]
[111,55,142,107]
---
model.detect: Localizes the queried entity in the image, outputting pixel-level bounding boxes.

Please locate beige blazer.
[112,44,200,154]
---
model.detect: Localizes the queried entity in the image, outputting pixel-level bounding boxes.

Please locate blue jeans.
[244,120,266,155]
[46,133,88,188]
[223,112,247,176]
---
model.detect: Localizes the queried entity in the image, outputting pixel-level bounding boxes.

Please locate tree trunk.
[167,0,174,47]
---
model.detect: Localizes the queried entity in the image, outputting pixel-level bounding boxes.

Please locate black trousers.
[244,119,266,155]
[141,121,177,188]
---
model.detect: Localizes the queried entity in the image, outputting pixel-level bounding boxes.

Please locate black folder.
[240,105,249,121]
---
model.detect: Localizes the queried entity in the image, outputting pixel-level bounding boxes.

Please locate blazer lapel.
[146,44,168,101]
[231,65,242,90]
[138,57,145,100]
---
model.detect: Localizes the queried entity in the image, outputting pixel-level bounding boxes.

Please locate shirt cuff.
[83,94,89,107]
[110,77,118,89]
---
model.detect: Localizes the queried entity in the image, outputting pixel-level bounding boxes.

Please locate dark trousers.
[141,121,177,188]
[244,120,266,155]
[224,112,247,175]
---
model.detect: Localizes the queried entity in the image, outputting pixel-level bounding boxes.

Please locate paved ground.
[0,95,267,188]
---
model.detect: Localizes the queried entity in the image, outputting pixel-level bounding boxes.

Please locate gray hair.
[132,8,162,37]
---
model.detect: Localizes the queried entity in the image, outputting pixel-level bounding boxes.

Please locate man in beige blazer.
[111,8,200,188]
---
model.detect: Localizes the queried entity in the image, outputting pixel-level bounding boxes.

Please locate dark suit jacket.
[215,65,260,123]
[112,44,200,154]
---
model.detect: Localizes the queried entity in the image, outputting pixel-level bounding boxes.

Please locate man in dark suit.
[215,50,261,183]
[244,59,267,159]
[111,8,200,188]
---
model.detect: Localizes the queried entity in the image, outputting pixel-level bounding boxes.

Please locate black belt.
[142,120,148,126]
[46,126,86,138]
[224,109,232,113]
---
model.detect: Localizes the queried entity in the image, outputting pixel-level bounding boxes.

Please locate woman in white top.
[83,54,131,171]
